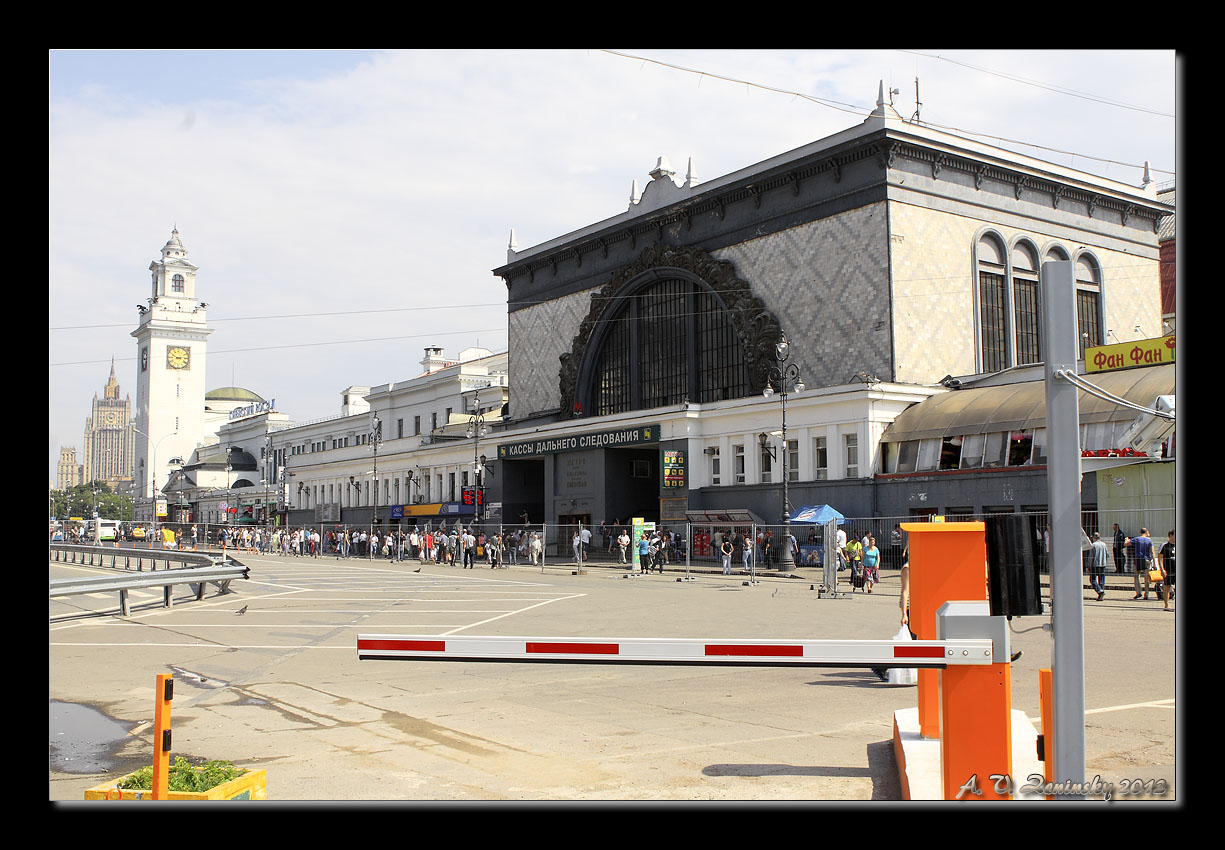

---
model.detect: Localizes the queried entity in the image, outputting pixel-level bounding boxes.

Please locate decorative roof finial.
[684,157,698,188]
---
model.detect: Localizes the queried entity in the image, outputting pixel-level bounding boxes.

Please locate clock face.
[167,346,190,369]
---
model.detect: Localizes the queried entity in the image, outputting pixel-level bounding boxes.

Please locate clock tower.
[131,228,214,519]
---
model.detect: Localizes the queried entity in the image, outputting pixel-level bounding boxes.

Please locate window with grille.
[979,271,1007,373]
[587,277,748,415]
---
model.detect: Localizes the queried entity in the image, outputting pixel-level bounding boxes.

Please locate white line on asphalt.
[440,593,587,635]
[1024,698,1175,724]
[1084,698,1175,714]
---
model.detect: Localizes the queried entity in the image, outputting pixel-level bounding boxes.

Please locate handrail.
[49,545,249,616]
[50,564,250,597]
[48,543,240,573]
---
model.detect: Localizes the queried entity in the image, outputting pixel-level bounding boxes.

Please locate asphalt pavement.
[49,551,1178,803]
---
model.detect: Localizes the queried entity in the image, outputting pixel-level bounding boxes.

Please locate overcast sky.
[47,49,1178,484]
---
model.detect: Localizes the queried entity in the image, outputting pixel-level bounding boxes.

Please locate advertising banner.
[1084,335,1175,373]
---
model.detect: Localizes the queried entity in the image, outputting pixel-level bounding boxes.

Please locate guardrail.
[49,543,239,573]
[49,544,248,616]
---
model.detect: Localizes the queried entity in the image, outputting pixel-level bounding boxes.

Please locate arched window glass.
[587,277,748,415]
[1075,255,1103,359]
[1012,242,1041,365]
[172,273,185,293]
[977,234,1008,373]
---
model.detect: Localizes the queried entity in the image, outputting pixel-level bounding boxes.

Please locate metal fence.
[81,508,1175,576]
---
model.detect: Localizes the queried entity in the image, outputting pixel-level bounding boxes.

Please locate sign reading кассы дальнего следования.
[496,424,659,459]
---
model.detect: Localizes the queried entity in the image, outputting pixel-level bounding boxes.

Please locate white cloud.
[48,48,1176,482]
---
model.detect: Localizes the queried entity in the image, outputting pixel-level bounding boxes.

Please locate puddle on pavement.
[49,701,144,775]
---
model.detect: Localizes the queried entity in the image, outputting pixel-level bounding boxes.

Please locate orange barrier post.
[901,522,990,739]
[151,674,174,800]
[938,604,1013,800]
[1039,668,1055,800]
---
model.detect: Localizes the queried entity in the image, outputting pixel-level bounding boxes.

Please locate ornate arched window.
[560,244,778,418]
[585,276,747,416]
[172,273,185,293]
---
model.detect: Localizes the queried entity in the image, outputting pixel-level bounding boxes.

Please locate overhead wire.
[601,49,1175,178]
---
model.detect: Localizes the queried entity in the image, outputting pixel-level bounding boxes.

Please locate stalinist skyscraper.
[81,360,134,488]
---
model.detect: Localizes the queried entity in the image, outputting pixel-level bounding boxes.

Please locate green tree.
[50,482,133,520]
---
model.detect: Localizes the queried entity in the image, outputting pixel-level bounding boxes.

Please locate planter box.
[84,768,266,801]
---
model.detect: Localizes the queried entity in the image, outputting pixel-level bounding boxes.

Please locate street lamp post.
[262,428,275,530]
[762,330,804,573]
[225,449,234,526]
[370,414,383,532]
[466,398,489,526]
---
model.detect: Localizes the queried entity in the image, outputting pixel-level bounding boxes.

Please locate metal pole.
[1042,259,1086,797]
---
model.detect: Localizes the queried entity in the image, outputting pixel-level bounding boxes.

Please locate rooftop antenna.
[910,77,922,123]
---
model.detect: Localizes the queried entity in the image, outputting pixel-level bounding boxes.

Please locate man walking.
[1089,532,1109,601]
[1131,527,1155,600]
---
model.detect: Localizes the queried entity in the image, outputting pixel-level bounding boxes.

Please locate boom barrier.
[357,634,995,667]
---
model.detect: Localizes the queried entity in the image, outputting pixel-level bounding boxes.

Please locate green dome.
[205,387,265,403]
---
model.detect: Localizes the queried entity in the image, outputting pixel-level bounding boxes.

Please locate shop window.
[982,433,1007,468]
[959,434,985,469]
[895,440,918,474]
[939,437,963,470]
[1031,429,1048,465]
[916,438,940,472]
[1007,431,1034,466]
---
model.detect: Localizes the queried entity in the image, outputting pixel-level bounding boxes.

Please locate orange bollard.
[151,674,173,800]
[901,522,990,739]
[1039,668,1055,800]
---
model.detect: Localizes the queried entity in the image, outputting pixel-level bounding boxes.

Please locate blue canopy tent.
[789,504,845,525]
[789,505,845,568]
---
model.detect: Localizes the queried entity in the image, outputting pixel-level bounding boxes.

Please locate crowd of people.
[104,518,1174,606]
[208,525,549,568]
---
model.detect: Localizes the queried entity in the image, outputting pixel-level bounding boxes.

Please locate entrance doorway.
[557,513,591,561]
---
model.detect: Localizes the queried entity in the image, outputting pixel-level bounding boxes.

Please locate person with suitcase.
[845,534,864,591]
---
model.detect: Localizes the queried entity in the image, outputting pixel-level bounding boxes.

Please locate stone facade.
[713,204,892,391]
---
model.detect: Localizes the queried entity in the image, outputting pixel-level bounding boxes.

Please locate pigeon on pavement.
[235,605,248,615]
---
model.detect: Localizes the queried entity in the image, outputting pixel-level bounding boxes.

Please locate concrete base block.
[893,707,1045,800]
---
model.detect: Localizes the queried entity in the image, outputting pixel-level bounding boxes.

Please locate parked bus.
[92,518,120,542]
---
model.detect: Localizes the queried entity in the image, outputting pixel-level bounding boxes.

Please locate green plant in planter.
[117,757,247,793]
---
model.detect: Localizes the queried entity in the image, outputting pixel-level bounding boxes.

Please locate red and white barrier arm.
[356,635,996,667]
